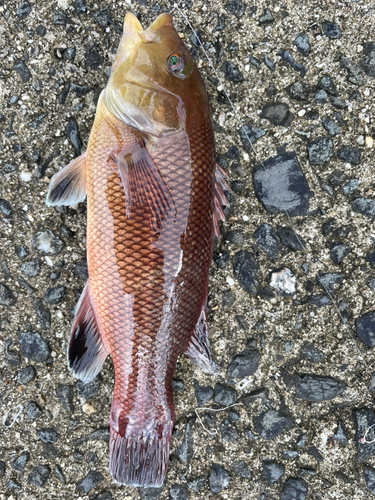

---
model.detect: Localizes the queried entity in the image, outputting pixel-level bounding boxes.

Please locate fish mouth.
[124,12,173,42]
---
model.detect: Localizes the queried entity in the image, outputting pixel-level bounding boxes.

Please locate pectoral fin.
[108,139,175,230]
[185,306,218,375]
[46,152,87,206]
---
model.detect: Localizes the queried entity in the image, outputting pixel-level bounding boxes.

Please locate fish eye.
[167,53,184,77]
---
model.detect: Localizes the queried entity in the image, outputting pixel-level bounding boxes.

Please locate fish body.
[47,12,228,487]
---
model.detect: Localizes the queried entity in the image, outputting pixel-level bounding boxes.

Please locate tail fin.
[109,403,173,487]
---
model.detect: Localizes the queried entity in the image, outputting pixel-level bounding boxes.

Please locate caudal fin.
[109,404,173,487]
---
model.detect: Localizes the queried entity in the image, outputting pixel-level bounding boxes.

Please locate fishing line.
[195,403,243,435]
[171,2,372,381]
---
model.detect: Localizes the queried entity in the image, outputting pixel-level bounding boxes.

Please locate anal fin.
[46,152,87,206]
[213,163,231,237]
[67,281,108,383]
[185,306,218,374]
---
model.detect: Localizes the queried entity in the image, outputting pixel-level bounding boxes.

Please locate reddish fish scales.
[46,12,229,487]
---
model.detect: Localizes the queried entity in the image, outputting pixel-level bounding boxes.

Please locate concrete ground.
[0,0,375,499]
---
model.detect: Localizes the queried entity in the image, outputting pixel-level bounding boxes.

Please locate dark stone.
[53,9,69,24]
[75,0,86,13]
[277,50,307,78]
[7,478,21,490]
[366,277,375,290]
[293,33,310,56]
[32,229,64,255]
[337,146,361,165]
[75,259,89,280]
[194,382,213,405]
[343,179,360,195]
[232,250,258,295]
[17,331,50,362]
[220,419,239,442]
[77,471,104,493]
[300,342,325,363]
[286,81,310,101]
[314,89,328,104]
[0,198,13,216]
[322,117,340,136]
[214,251,230,269]
[262,459,285,484]
[28,465,50,487]
[225,0,245,18]
[258,8,274,25]
[307,295,331,307]
[253,152,313,216]
[356,312,375,347]
[56,384,75,412]
[239,123,266,151]
[66,118,83,156]
[175,418,195,464]
[261,102,294,126]
[333,420,348,445]
[71,83,91,97]
[264,55,275,71]
[277,226,304,250]
[295,374,345,401]
[254,223,280,259]
[280,478,308,500]
[139,484,164,499]
[307,136,333,164]
[353,409,375,461]
[225,230,243,244]
[317,75,338,96]
[54,465,66,484]
[37,427,59,443]
[214,383,237,405]
[169,483,189,500]
[209,463,230,493]
[0,461,5,478]
[17,1,32,18]
[316,273,342,294]
[364,467,375,494]
[32,299,51,330]
[226,349,260,378]
[0,283,16,306]
[73,427,110,446]
[330,243,351,264]
[361,42,375,77]
[220,61,243,82]
[26,401,42,419]
[249,55,261,69]
[43,286,67,304]
[21,260,39,277]
[331,96,347,109]
[254,407,293,439]
[189,30,202,48]
[352,198,375,217]
[340,56,364,85]
[13,59,31,83]
[322,21,342,39]
[15,245,29,259]
[36,25,46,37]
[366,248,375,268]
[186,476,205,492]
[17,365,36,385]
[13,451,30,472]
[230,460,251,478]
[76,376,101,400]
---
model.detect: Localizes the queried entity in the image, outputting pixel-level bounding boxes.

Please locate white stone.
[270,268,296,295]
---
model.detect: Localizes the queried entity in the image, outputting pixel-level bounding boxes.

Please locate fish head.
[105,12,209,137]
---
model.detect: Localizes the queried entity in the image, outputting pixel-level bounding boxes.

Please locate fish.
[46,11,229,487]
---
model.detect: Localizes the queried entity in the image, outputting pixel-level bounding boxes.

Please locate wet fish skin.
[46,11,228,487]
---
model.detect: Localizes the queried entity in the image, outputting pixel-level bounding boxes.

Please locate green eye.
[168,53,184,76]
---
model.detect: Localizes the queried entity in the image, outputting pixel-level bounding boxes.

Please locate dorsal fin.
[213,163,230,237]
[46,152,87,206]
[67,281,109,383]
[185,305,218,374]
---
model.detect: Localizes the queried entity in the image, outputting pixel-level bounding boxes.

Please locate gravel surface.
[0,0,375,499]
